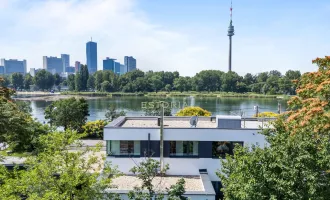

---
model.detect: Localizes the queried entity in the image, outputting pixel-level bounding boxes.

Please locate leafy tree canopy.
[44,97,89,131]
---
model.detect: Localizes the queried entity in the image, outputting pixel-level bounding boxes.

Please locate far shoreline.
[14,91,289,101]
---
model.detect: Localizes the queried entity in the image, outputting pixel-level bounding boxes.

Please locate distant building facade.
[124,56,136,72]
[103,57,116,71]
[43,56,64,74]
[61,54,70,73]
[0,66,4,75]
[66,66,75,73]
[29,68,36,77]
[120,64,127,75]
[0,59,27,75]
[114,62,121,75]
[75,61,81,73]
[86,41,97,74]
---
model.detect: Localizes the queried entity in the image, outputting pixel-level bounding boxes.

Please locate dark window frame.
[169,141,199,157]
[212,141,244,159]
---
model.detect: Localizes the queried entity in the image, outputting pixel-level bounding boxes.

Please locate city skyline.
[0,0,329,76]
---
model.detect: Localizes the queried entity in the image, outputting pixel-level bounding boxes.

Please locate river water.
[21,96,287,123]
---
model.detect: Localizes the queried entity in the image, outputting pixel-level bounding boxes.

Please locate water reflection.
[26,96,287,122]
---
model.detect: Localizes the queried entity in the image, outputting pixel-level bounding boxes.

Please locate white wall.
[107,157,227,181]
[104,128,266,147]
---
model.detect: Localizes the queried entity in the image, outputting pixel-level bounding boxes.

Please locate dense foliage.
[0,78,50,153]
[175,106,211,116]
[1,68,301,94]
[218,56,330,200]
[44,97,89,130]
[0,130,121,199]
[82,120,107,138]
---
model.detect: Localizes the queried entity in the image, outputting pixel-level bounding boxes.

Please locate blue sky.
[0,0,329,76]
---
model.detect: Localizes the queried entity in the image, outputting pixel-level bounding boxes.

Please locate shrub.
[82,120,108,139]
[175,106,211,116]
[254,111,279,118]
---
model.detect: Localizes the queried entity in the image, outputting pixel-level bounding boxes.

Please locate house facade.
[104,116,269,199]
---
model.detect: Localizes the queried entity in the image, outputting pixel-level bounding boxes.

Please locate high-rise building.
[86,40,97,74]
[75,61,81,73]
[120,64,127,75]
[61,54,70,72]
[124,56,136,72]
[103,57,116,71]
[43,56,63,74]
[29,68,36,77]
[66,66,75,73]
[0,59,27,75]
[227,1,235,72]
[0,66,4,75]
[114,62,121,75]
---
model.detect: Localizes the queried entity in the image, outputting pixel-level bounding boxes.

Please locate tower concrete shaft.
[227,1,235,72]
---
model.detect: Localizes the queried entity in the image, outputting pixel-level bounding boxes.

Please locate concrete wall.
[107,157,227,181]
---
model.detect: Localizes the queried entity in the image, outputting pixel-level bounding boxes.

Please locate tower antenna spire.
[227,0,235,72]
[230,0,233,20]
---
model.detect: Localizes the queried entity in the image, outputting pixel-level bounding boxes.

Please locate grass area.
[61,91,290,99]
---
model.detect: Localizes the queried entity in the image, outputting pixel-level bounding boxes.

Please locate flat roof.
[110,116,273,129]
[111,175,204,191]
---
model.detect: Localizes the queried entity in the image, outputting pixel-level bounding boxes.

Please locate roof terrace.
[107,116,274,129]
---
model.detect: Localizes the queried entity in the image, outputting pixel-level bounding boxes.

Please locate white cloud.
[0,0,327,76]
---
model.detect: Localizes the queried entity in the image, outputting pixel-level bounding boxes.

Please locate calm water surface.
[22,96,287,123]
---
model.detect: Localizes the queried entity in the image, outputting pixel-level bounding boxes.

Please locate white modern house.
[104,116,269,200]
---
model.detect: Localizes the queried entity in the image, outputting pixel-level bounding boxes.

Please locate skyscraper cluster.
[0,39,137,77]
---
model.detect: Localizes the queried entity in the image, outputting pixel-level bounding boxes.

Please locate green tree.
[82,120,107,138]
[0,130,121,199]
[218,56,330,200]
[80,64,89,91]
[23,73,33,90]
[256,72,269,83]
[75,73,83,91]
[0,80,49,153]
[94,71,103,91]
[67,74,75,91]
[128,158,186,200]
[150,75,163,93]
[193,70,222,92]
[11,72,24,90]
[165,84,172,92]
[173,77,188,93]
[87,75,95,90]
[54,73,61,86]
[101,81,112,92]
[243,73,255,86]
[105,104,126,122]
[44,97,89,130]
[34,69,54,91]
[0,76,10,87]
[221,72,242,92]
[175,106,211,116]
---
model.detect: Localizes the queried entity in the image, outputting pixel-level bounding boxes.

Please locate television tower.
[227,0,235,72]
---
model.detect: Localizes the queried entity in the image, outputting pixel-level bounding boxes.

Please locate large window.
[107,140,140,156]
[212,141,243,159]
[169,141,198,157]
